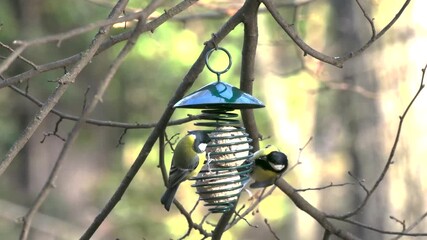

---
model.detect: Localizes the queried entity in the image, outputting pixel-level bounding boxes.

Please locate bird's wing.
[189,154,200,170]
[167,155,200,188]
[167,167,191,188]
[249,180,275,188]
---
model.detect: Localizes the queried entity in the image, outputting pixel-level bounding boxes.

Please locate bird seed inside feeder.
[205,126,250,167]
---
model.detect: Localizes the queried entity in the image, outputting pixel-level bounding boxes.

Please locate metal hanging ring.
[205,47,232,77]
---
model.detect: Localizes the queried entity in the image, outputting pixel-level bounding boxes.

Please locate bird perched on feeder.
[249,145,288,188]
[161,131,211,211]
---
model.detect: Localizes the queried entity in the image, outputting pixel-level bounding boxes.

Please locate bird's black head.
[266,151,288,172]
[189,131,211,153]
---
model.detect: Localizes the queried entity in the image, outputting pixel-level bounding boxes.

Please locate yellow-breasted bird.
[250,145,288,188]
[161,131,211,211]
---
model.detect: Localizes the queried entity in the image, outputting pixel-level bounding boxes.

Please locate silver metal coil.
[190,109,254,213]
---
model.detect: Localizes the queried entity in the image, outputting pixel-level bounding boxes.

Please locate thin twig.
[226,186,275,230]
[0,44,27,76]
[40,117,66,143]
[234,210,257,228]
[0,0,206,89]
[287,136,312,173]
[389,215,406,232]
[330,64,426,219]
[0,41,39,69]
[275,178,361,240]
[296,182,356,192]
[354,0,376,41]
[159,130,168,185]
[18,1,129,239]
[0,0,126,178]
[338,218,427,237]
[116,128,128,146]
[174,200,211,240]
[80,0,239,237]
[261,0,412,67]
[347,171,369,194]
[264,218,280,240]
[8,83,207,128]
[391,212,427,240]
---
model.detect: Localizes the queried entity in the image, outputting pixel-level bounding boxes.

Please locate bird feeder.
[174,47,265,213]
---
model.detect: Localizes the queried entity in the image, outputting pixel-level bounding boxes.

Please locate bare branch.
[261,0,412,67]
[240,0,261,150]
[174,200,211,239]
[159,130,168,185]
[330,64,426,219]
[261,0,342,67]
[347,171,369,194]
[296,182,356,192]
[389,215,406,232]
[391,212,427,240]
[20,0,166,236]
[275,178,361,240]
[116,128,128,146]
[234,211,257,229]
[264,218,280,240]
[40,117,66,143]
[354,0,376,41]
[226,187,275,230]
[287,136,312,173]
[0,42,39,70]
[0,44,27,76]
[0,0,206,89]
[80,0,242,237]
[18,1,130,239]
[8,83,207,129]
[0,0,127,178]
[338,218,427,237]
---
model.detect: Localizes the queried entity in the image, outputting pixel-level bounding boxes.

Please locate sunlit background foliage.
[0,0,426,239]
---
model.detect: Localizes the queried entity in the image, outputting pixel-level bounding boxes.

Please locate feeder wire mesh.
[190,109,254,213]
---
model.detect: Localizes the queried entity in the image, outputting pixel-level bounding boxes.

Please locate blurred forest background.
[0,0,426,239]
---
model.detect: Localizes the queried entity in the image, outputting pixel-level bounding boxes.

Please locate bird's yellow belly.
[252,167,277,182]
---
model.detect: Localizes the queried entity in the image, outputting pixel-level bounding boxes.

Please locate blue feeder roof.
[174,81,265,109]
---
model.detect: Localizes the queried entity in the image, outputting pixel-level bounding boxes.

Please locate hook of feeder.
[205,47,232,82]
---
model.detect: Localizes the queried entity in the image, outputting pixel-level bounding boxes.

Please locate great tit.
[250,145,288,188]
[161,131,211,211]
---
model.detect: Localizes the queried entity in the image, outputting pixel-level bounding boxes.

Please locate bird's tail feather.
[160,185,179,211]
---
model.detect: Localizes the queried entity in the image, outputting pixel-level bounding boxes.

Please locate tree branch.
[275,178,361,240]
[18,0,130,239]
[0,0,128,178]
[338,218,427,237]
[329,64,426,219]
[8,83,209,128]
[240,0,262,150]
[261,0,412,67]
[80,0,246,237]
[0,0,203,89]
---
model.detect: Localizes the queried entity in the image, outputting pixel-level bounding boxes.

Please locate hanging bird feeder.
[174,47,264,213]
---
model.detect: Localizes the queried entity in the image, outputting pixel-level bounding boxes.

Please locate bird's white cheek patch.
[269,162,285,171]
[199,143,207,152]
